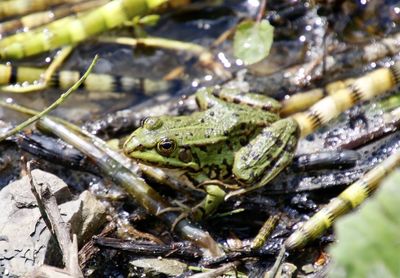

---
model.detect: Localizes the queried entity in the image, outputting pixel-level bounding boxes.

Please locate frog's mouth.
[127,150,200,171]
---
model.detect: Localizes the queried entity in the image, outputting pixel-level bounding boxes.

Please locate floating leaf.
[328,170,400,278]
[233,19,274,65]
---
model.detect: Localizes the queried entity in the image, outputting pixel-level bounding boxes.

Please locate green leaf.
[328,170,400,278]
[233,20,274,65]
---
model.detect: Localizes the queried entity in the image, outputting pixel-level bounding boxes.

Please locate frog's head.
[123,116,201,171]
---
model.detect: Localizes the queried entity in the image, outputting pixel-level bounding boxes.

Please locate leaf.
[233,20,274,65]
[328,170,400,278]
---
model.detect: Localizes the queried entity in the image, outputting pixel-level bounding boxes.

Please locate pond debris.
[95,237,201,259]
[130,257,188,277]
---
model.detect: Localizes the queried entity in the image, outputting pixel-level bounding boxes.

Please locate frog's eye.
[156,138,176,156]
[141,117,162,130]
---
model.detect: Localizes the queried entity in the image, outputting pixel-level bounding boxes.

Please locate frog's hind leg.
[191,184,226,220]
[212,87,282,112]
[156,184,226,227]
[194,86,282,112]
[227,118,299,199]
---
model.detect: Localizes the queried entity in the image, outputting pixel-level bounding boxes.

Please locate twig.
[188,261,240,278]
[26,160,53,235]
[256,0,267,22]
[25,162,83,277]
[94,237,201,259]
[79,222,116,269]
[267,246,286,278]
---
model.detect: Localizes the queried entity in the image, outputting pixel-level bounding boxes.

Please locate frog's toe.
[232,118,299,188]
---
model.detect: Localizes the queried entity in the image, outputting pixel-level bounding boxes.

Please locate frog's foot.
[156,202,191,231]
[228,118,300,200]
[156,185,226,230]
[197,179,240,190]
[156,206,187,216]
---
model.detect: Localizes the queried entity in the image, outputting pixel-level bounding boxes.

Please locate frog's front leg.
[228,118,300,199]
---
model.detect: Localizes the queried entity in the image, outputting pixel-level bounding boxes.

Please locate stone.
[0,169,106,276]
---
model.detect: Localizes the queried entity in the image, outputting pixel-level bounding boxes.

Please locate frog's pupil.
[157,138,176,155]
[162,142,172,149]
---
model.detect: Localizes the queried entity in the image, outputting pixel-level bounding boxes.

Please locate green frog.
[123,87,299,219]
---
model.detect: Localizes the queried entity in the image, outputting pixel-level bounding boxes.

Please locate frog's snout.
[123,136,142,155]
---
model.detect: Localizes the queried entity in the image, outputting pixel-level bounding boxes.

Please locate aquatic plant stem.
[0,55,98,142]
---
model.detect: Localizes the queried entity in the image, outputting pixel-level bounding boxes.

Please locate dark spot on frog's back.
[226,140,234,150]
[252,154,260,161]
[262,105,273,111]
[199,146,208,152]
[209,111,215,117]
[275,138,283,147]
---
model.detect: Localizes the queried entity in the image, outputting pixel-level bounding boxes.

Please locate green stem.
[98,36,207,55]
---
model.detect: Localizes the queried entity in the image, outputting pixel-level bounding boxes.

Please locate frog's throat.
[128,151,200,171]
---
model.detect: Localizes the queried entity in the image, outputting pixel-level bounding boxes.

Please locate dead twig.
[188,261,240,278]
[25,161,83,278]
[95,237,201,259]
[79,221,116,269]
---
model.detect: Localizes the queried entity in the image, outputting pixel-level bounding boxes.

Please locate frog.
[123,86,299,219]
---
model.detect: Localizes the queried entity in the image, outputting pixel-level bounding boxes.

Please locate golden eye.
[141,117,162,130]
[156,138,176,156]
